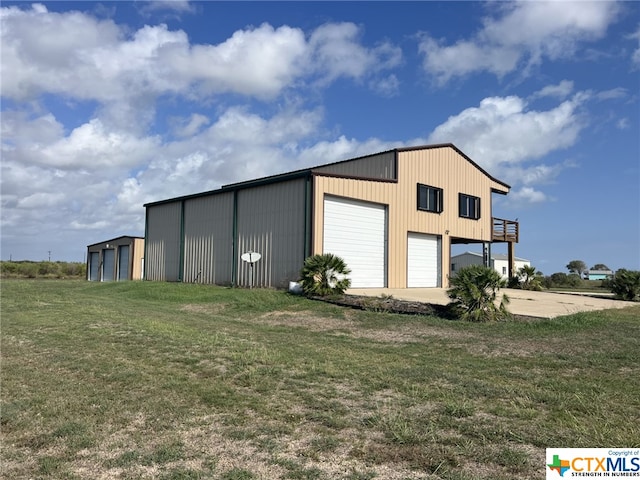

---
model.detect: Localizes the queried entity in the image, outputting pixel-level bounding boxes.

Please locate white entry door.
[407,233,441,287]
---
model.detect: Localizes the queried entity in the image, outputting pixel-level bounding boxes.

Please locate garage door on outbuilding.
[102,249,115,282]
[118,245,130,281]
[89,252,100,281]
[322,196,387,288]
[407,232,441,287]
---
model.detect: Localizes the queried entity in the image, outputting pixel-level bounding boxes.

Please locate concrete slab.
[346,288,636,319]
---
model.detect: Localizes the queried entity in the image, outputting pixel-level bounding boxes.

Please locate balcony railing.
[492,217,519,243]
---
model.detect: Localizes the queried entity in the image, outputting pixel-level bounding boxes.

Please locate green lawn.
[1,280,639,480]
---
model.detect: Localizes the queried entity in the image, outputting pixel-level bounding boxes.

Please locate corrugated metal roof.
[86,235,144,248]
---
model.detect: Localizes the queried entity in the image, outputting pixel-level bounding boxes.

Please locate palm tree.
[517,265,543,291]
[300,253,351,297]
[447,265,510,322]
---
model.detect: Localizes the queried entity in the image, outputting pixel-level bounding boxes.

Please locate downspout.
[231,189,238,286]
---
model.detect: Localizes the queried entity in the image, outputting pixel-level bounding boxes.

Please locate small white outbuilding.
[451,251,530,280]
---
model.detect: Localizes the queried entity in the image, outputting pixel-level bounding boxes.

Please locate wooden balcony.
[492,217,519,243]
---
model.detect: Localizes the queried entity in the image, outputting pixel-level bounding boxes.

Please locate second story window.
[459,193,480,219]
[417,184,443,213]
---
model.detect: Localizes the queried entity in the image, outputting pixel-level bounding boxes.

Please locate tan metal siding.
[236,179,306,288]
[313,146,507,288]
[314,152,396,179]
[132,238,144,280]
[146,202,182,281]
[399,148,496,241]
[183,193,234,284]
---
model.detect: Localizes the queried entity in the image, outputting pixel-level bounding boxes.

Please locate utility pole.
[48,251,51,262]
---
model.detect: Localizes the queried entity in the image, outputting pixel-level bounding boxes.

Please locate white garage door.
[323,196,387,288]
[407,233,441,287]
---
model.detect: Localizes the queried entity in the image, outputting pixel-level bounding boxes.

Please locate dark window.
[459,193,480,219]
[417,184,443,213]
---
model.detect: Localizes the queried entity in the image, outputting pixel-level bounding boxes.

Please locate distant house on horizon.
[586,270,614,281]
[451,251,530,280]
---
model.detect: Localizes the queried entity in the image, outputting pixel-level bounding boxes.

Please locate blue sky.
[1,1,639,275]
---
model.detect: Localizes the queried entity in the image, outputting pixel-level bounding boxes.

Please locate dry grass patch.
[258,309,356,332]
[180,303,228,315]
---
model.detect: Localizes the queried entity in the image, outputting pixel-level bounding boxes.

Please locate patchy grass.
[2,280,639,479]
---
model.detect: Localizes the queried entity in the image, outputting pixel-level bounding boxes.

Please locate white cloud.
[141,1,195,14]
[419,1,620,84]
[0,4,123,100]
[428,94,586,171]
[499,163,568,192]
[169,23,307,98]
[309,23,402,85]
[69,220,111,230]
[595,87,627,101]
[17,192,66,209]
[627,24,640,68]
[171,113,210,138]
[296,135,397,168]
[1,111,65,149]
[111,105,329,211]
[370,74,400,97]
[1,5,401,110]
[427,93,590,205]
[531,80,574,100]
[617,118,630,130]
[419,37,520,84]
[509,187,548,204]
[37,118,160,170]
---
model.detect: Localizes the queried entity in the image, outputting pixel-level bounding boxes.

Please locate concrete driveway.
[346,288,636,319]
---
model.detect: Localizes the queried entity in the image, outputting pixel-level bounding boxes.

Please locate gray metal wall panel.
[236,179,306,288]
[183,192,234,284]
[146,202,182,281]
[314,152,396,179]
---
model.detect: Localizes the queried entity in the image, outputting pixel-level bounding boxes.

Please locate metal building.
[143,144,520,288]
[87,236,145,282]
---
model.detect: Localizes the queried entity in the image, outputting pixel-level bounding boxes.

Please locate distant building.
[451,251,530,280]
[87,236,144,282]
[586,270,614,281]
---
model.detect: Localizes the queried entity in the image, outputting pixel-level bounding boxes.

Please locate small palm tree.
[610,269,640,301]
[517,265,543,291]
[447,265,510,322]
[300,253,351,297]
